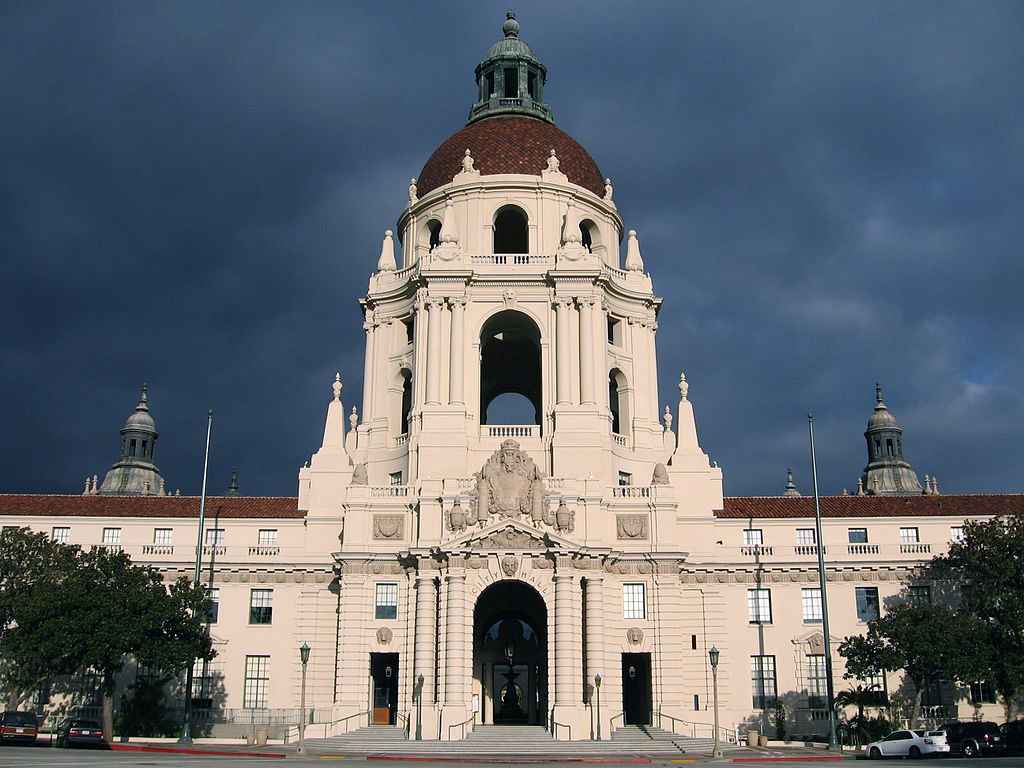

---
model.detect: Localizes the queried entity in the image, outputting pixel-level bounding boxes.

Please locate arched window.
[493,206,528,254]
[399,369,413,435]
[609,369,631,437]
[427,220,442,252]
[480,310,541,427]
[580,222,592,252]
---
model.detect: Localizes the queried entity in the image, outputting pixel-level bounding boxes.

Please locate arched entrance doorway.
[473,580,548,725]
[479,310,542,428]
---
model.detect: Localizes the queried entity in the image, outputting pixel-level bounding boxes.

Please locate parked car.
[865,728,949,759]
[942,721,1005,757]
[1000,720,1024,755]
[54,719,106,748]
[0,711,39,745]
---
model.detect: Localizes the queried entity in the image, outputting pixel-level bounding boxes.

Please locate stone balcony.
[733,541,942,563]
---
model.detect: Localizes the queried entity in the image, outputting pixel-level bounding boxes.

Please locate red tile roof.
[0,494,303,520]
[719,494,1024,519]
[418,115,605,198]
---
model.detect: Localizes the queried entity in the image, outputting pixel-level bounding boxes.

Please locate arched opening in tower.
[479,310,541,427]
[493,206,528,254]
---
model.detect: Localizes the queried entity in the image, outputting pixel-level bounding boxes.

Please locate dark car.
[0,711,39,744]
[942,720,1005,757]
[1001,720,1024,755]
[55,718,105,748]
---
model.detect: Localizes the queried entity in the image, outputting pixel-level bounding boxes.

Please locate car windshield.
[3,712,37,726]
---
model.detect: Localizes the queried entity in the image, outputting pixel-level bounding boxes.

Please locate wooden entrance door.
[370,653,398,725]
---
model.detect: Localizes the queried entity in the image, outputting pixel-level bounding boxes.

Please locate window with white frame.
[743,529,764,547]
[389,471,403,486]
[206,587,220,624]
[257,529,277,547]
[747,588,772,623]
[751,655,777,709]
[375,582,398,620]
[243,655,270,709]
[802,588,823,623]
[618,471,632,487]
[856,586,880,622]
[205,528,225,546]
[249,588,273,624]
[51,526,70,544]
[949,526,964,544]
[848,528,868,544]
[623,583,646,619]
[191,658,213,703]
[796,528,816,546]
[909,584,931,606]
[806,654,827,708]
[899,527,919,545]
[865,670,888,704]
[102,527,121,545]
[153,528,173,545]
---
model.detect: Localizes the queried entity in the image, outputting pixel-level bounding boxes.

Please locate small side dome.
[123,383,157,433]
[867,382,898,429]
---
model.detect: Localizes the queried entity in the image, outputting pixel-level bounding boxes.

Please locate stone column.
[425,299,443,405]
[584,575,605,701]
[414,575,437,705]
[555,299,572,405]
[578,298,595,405]
[629,318,647,420]
[553,572,575,705]
[448,298,465,405]
[647,321,660,419]
[361,319,375,421]
[444,569,467,705]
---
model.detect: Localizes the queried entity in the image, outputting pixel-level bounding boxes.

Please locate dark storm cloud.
[2,0,1021,496]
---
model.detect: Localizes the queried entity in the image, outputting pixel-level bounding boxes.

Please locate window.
[129,439,137,456]
[206,528,225,546]
[503,67,518,98]
[848,528,868,544]
[623,583,646,619]
[206,587,220,624]
[580,221,593,252]
[257,529,277,547]
[949,526,964,543]
[389,471,403,487]
[102,527,121,545]
[51,526,70,544]
[886,438,894,456]
[691,634,697,650]
[607,317,618,344]
[141,440,148,457]
[493,206,528,254]
[618,471,632,486]
[527,70,536,98]
[920,679,948,708]
[191,658,213,704]
[243,655,270,709]
[403,315,415,343]
[427,220,441,252]
[899,527,919,545]
[751,655,777,709]
[806,654,827,708]
[802,588,823,623]
[249,588,273,624]
[909,585,931,606]
[865,670,888,705]
[153,528,173,545]
[796,528,816,545]
[743,529,764,547]
[856,587,880,622]
[970,680,997,704]
[375,583,398,620]
[747,588,772,624]
[485,71,494,97]
[693,694,700,710]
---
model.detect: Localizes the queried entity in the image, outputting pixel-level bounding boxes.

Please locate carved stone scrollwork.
[616,514,649,540]
[373,515,404,540]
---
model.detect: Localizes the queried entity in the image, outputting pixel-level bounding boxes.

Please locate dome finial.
[332,372,343,401]
[784,468,800,496]
[137,382,149,410]
[503,10,520,38]
[875,381,884,405]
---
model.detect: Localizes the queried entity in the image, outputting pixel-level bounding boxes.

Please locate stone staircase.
[305,722,736,756]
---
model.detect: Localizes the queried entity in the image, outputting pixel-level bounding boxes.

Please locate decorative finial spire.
[83,476,91,495]
[462,149,476,173]
[784,468,800,497]
[92,474,98,494]
[663,405,673,432]
[377,230,397,272]
[137,383,149,409]
[502,10,520,38]
[227,469,240,496]
[857,477,865,495]
[678,371,689,401]
[604,178,614,202]
[349,405,359,431]
[408,177,418,205]
[923,473,931,495]
[875,381,884,405]
[332,372,343,401]
[624,230,645,272]
[546,148,559,172]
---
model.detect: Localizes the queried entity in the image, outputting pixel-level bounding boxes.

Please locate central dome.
[417,116,605,198]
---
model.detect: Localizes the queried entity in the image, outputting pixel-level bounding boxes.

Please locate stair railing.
[655,708,737,744]
[609,711,625,733]
[396,711,410,739]
[323,709,369,738]
[551,719,571,741]
[447,714,475,741]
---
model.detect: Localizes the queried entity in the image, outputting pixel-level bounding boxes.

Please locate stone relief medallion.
[474,440,546,523]
[616,514,648,540]
[376,627,393,645]
[373,515,404,540]
[807,633,824,653]
[626,628,644,645]
[501,555,519,578]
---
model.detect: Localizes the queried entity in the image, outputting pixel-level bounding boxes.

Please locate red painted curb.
[110,743,287,758]
[366,756,650,765]
[732,757,846,763]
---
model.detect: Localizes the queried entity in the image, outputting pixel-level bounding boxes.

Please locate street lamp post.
[710,645,723,759]
[594,674,602,741]
[298,642,310,755]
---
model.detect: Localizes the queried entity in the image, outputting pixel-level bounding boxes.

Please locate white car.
[866,728,950,759]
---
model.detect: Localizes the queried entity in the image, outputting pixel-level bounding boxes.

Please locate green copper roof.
[468,12,553,125]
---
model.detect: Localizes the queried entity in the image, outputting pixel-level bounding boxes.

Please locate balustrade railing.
[371,485,410,497]
[142,544,174,555]
[847,543,879,555]
[612,486,651,498]
[794,545,827,556]
[395,433,409,446]
[612,433,627,447]
[248,546,280,556]
[480,424,539,438]
[900,543,931,554]
[741,545,773,556]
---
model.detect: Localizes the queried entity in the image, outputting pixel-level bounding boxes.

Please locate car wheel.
[909,746,921,759]
[963,741,978,758]
[870,747,881,760]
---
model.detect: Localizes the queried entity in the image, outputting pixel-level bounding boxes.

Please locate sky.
[2,1,1022,498]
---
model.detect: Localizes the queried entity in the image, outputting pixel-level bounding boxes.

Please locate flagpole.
[180,409,213,745]
[808,414,838,748]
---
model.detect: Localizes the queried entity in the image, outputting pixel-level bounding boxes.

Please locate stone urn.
[555,500,572,532]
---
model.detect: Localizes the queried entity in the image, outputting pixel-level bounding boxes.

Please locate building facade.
[2,13,1019,741]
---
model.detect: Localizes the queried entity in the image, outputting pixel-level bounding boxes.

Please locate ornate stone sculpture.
[474,439,546,523]
[376,627,393,644]
[626,628,644,645]
[616,514,649,539]
[373,515,404,539]
[408,177,418,205]
[501,555,519,577]
[652,463,669,485]
[351,463,368,485]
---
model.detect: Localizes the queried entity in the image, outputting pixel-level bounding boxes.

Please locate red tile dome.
[417,116,605,198]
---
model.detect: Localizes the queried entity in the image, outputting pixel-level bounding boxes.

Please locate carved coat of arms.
[475,440,546,523]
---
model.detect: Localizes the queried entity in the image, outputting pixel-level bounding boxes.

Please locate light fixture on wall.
[628,665,636,680]
[385,665,393,679]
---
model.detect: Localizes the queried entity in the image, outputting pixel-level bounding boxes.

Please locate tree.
[0,528,214,742]
[926,514,1024,720]
[838,601,975,727]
